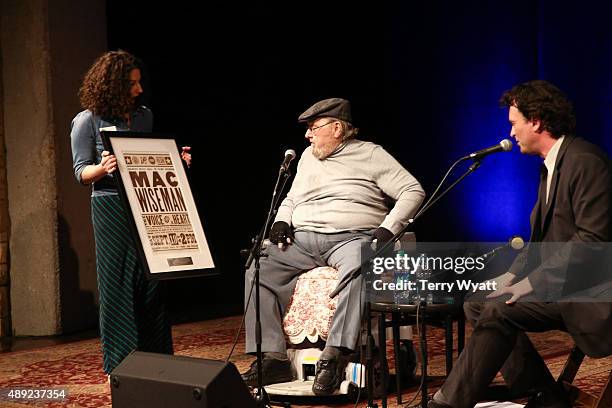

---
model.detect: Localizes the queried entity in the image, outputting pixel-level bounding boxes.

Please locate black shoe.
[312,357,346,396]
[427,400,453,408]
[241,357,293,387]
[524,386,571,408]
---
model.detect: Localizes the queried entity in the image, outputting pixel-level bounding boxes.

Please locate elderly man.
[242,98,425,395]
[429,80,612,408]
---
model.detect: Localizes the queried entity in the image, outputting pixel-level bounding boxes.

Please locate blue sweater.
[70,106,153,196]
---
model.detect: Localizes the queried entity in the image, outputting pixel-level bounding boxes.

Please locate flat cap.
[298,98,352,124]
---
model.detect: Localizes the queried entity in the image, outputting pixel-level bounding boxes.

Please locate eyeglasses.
[306,121,336,133]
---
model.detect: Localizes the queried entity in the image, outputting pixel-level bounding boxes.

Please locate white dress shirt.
[543,135,565,204]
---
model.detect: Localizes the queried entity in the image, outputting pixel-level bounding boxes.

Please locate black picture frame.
[101,131,216,280]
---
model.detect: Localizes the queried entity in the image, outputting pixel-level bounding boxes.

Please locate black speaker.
[110,351,256,407]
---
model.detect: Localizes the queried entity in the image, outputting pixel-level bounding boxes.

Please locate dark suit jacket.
[508,136,612,357]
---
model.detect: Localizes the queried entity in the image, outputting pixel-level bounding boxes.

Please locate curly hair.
[500,80,576,138]
[78,50,142,120]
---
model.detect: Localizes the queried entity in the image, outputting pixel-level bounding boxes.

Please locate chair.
[283,266,339,345]
[481,344,612,407]
[278,237,418,396]
[557,345,612,408]
[278,265,387,398]
[282,233,418,347]
[278,233,432,401]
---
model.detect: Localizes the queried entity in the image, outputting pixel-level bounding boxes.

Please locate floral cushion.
[283,267,339,344]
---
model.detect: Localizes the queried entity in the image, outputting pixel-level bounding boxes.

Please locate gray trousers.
[244,230,374,354]
[437,301,565,408]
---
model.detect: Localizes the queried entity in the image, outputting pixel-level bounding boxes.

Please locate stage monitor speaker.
[110,351,256,407]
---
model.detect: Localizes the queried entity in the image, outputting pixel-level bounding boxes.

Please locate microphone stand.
[244,165,292,408]
[330,157,481,408]
[330,157,481,299]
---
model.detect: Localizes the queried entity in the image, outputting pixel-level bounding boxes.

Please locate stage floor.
[0,315,610,407]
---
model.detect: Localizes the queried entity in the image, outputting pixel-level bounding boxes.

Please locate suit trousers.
[244,230,373,354]
[437,301,566,408]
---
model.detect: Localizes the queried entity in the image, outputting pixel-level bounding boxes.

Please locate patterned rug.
[0,315,610,407]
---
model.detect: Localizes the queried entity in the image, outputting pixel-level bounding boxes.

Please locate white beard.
[312,144,336,160]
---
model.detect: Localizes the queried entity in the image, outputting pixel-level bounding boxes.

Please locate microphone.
[468,139,513,160]
[482,235,525,260]
[280,149,296,172]
[509,235,525,250]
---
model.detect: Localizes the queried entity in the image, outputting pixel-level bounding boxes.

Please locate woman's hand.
[80,150,116,184]
[100,150,117,174]
[181,146,192,168]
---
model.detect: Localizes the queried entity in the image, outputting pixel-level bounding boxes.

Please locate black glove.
[373,227,394,251]
[269,221,294,245]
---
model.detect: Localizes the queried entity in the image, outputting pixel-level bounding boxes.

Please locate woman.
[70,50,174,374]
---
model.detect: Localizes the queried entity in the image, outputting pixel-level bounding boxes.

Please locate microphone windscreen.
[510,235,525,250]
[285,149,296,159]
[500,139,513,151]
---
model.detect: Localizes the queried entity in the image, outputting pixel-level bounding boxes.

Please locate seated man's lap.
[325,231,374,281]
[465,302,566,334]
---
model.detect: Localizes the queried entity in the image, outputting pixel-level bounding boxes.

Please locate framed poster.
[101,131,215,280]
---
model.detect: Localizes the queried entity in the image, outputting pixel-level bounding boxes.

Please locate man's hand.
[372,227,394,251]
[270,221,293,250]
[487,276,533,304]
[490,272,516,291]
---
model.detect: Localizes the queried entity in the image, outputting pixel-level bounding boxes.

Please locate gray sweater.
[276,139,425,234]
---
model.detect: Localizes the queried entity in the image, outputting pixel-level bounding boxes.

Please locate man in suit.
[429,80,612,408]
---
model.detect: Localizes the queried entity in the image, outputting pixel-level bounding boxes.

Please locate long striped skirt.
[91,194,173,374]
